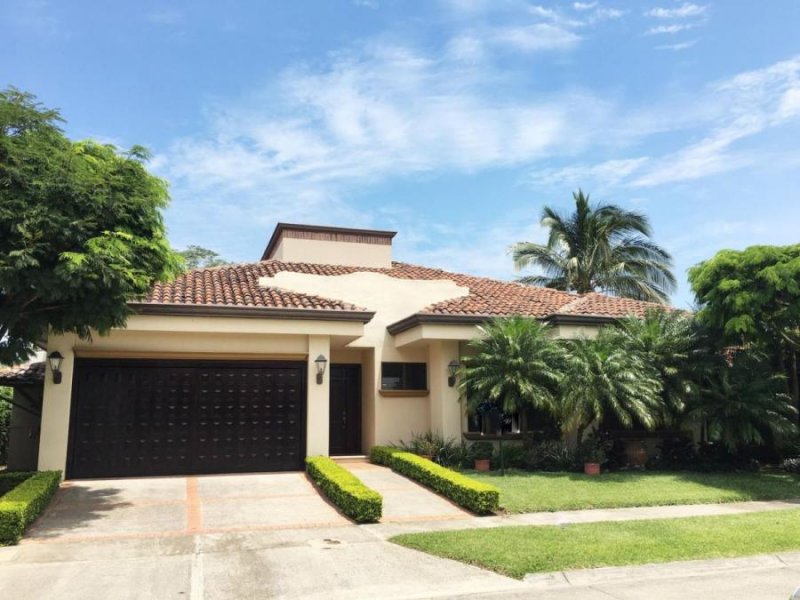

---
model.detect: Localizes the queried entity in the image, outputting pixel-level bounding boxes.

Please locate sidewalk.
[366,497,800,538]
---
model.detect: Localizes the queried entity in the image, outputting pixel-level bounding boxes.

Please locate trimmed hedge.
[369,446,500,515]
[305,457,382,523]
[0,471,61,545]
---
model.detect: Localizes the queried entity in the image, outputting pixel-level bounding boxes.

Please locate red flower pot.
[584,462,601,476]
[474,458,491,472]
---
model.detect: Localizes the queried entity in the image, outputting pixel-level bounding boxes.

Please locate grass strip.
[392,508,800,579]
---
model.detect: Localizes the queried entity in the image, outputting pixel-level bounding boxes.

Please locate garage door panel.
[68,360,306,479]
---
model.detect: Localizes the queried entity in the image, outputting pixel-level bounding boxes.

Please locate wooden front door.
[329,364,362,456]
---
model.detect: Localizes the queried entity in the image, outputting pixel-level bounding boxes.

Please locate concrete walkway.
[367,498,800,538]
[341,461,470,523]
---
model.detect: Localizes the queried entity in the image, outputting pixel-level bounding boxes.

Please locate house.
[0,223,662,479]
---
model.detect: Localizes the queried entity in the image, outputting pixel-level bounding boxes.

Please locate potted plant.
[471,441,494,472]
[579,437,606,476]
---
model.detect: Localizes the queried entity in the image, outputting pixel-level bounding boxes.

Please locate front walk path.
[340,460,471,523]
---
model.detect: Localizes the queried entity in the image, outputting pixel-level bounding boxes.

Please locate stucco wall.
[271,237,393,268]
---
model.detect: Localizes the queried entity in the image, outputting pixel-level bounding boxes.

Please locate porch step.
[331,455,369,464]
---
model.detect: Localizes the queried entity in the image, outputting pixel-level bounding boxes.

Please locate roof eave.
[130,303,375,323]
[386,313,495,335]
[544,313,619,326]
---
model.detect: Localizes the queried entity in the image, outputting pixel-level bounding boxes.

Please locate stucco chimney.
[261,223,396,268]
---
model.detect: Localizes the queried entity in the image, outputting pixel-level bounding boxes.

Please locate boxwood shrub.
[369,446,499,515]
[0,471,61,545]
[305,457,382,523]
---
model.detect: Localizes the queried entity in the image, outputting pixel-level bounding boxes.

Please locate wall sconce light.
[48,351,64,384]
[314,354,328,384]
[447,360,460,387]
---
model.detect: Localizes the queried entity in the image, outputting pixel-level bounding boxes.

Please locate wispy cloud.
[490,23,581,52]
[645,3,707,19]
[656,39,697,51]
[527,56,800,189]
[646,23,695,35]
[573,2,597,11]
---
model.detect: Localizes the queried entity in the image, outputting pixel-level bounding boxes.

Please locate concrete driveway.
[0,472,524,599]
[23,472,351,542]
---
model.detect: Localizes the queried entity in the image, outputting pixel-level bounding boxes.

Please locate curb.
[523,551,800,589]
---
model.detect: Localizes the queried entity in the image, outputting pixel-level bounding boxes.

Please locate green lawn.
[392,509,800,578]
[465,470,800,513]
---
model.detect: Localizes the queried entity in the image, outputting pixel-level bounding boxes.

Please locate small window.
[381,362,427,390]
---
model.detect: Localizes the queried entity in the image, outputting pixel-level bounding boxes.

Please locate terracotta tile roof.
[141,260,666,322]
[145,263,368,312]
[553,292,665,319]
[0,361,45,386]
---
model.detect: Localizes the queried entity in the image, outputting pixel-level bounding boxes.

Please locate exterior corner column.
[428,340,463,441]
[305,334,331,457]
[38,334,75,477]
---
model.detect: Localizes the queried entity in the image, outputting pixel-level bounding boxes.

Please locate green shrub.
[0,472,34,497]
[0,471,61,545]
[398,431,468,468]
[305,457,382,523]
[369,445,400,466]
[492,443,527,470]
[524,440,579,472]
[371,448,499,514]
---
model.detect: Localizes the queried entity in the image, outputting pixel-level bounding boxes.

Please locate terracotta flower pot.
[474,458,491,472]
[584,462,601,476]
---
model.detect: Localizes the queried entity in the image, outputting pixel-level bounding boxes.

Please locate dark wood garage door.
[67,359,306,479]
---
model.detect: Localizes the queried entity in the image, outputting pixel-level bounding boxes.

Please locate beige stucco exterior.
[270,237,393,269]
[34,227,617,478]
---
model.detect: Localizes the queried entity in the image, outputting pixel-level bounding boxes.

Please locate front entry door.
[329,364,362,455]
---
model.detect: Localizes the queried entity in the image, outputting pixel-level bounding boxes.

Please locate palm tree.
[512,189,677,303]
[458,317,566,418]
[601,309,697,425]
[689,350,798,451]
[559,336,663,442]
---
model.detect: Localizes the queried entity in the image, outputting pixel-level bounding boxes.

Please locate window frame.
[380,362,428,391]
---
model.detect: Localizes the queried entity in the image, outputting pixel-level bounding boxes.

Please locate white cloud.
[527,158,650,189]
[645,3,707,19]
[573,2,597,10]
[353,0,379,7]
[526,56,800,189]
[490,23,581,52]
[646,23,694,35]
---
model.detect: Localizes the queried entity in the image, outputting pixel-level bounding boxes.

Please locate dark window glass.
[381,362,427,390]
[466,405,559,437]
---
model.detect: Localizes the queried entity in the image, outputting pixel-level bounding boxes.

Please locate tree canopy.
[0,87,181,365]
[512,189,676,303]
[689,245,800,350]
[177,245,231,270]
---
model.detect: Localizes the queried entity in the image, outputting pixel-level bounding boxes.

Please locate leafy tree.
[689,350,797,451]
[689,245,800,409]
[177,245,230,270]
[512,189,676,303]
[559,335,663,442]
[458,317,566,417]
[601,309,698,425]
[0,87,181,365]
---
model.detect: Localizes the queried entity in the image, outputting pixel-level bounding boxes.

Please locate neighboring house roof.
[135,260,666,330]
[0,361,45,387]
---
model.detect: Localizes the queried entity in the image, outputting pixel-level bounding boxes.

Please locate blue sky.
[3,0,800,307]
